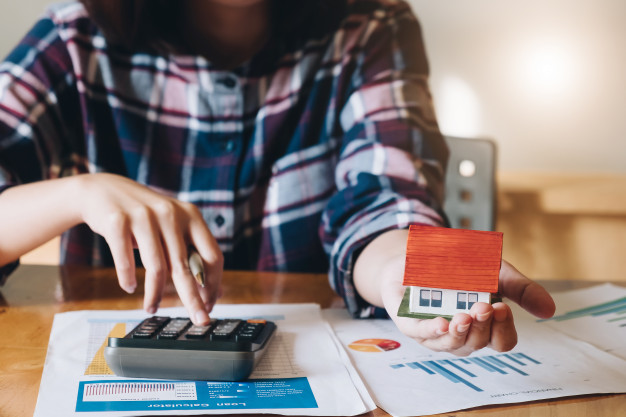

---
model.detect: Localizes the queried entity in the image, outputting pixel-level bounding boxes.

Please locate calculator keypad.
[129,316,268,343]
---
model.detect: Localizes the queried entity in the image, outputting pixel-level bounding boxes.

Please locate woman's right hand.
[75,173,223,325]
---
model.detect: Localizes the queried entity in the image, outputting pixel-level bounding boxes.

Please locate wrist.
[354,229,408,307]
[66,174,94,225]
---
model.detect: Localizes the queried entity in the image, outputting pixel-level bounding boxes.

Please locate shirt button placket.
[218,139,236,153]
[210,71,241,247]
[217,75,237,89]
[213,72,240,155]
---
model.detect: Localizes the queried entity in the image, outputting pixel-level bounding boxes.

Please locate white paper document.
[34,304,374,417]
[538,283,626,360]
[323,304,626,417]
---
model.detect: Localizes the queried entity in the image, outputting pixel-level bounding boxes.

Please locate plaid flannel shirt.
[0,0,448,317]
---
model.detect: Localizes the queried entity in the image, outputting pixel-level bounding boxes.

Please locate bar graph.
[389,352,541,392]
[539,296,626,326]
[82,381,196,402]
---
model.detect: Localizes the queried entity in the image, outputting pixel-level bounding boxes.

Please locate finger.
[131,209,169,314]
[435,313,473,352]
[500,260,556,319]
[104,213,137,294]
[393,315,451,342]
[188,212,223,313]
[197,285,215,313]
[413,314,473,353]
[489,302,518,352]
[139,204,210,325]
[379,271,478,352]
[152,200,210,312]
[170,265,211,325]
[462,303,494,352]
[380,279,451,341]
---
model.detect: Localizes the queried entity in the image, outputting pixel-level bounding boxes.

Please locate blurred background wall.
[409,0,626,174]
[3,0,626,282]
[408,0,626,282]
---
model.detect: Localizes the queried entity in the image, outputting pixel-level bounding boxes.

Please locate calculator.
[104,316,277,381]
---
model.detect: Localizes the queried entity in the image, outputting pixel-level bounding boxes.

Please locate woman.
[0,0,554,355]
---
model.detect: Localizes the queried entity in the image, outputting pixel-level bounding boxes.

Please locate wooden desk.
[1,265,624,417]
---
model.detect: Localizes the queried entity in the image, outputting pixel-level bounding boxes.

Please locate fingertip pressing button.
[194,310,210,326]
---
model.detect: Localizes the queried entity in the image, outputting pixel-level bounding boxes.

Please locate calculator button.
[210,319,241,340]
[142,317,168,328]
[235,323,264,341]
[235,333,257,341]
[242,323,263,333]
[166,318,190,326]
[162,319,190,331]
[157,329,184,339]
[235,329,260,341]
[214,319,241,333]
[185,324,213,339]
[138,326,159,333]
[132,331,156,339]
[157,332,180,340]
[153,319,190,339]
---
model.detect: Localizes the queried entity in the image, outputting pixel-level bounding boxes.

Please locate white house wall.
[408,287,491,316]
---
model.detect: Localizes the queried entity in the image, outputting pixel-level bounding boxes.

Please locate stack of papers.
[35,284,626,416]
[323,283,626,416]
[537,283,626,360]
[34,304,374,417]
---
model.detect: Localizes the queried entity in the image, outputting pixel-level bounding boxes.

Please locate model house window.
[457,292,467,309]
[419,289,443,308]
[468,293,478,309]
[431,290,442,307]
[457,292,479,310]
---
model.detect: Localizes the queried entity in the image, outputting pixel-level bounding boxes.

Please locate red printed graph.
[348,338,401,353]
[84,382,176,396]
[82,381,197,402]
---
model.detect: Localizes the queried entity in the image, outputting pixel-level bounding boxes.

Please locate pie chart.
[348,338,401,352]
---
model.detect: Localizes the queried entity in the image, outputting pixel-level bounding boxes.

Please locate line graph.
[539,296,626,326]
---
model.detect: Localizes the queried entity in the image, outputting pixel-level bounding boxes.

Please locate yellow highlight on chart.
[84,323,126,375]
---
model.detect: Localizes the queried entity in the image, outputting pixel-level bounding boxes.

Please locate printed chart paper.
[323,306,626,417]
[538,283,626,360]
[34,304,373,417]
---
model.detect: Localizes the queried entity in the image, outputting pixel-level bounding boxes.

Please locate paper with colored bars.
[34,304,375,417]
[323,299,626,417]
[538,283,626,360]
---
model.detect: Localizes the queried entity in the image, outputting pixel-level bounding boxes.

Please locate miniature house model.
[397,225,503,320]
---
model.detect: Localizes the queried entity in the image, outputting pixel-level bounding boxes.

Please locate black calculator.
[104,316,277,381]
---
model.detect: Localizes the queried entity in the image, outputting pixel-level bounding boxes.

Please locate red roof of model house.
[402,225,503,293]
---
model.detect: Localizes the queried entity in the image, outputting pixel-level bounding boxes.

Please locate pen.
[188,248,205,288]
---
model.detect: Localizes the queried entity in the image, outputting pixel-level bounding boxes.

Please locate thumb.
[499,260,556,319]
